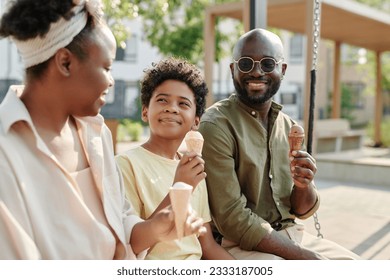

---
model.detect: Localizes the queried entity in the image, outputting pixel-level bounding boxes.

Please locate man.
[0,0,205,259]
[199,28,359,259]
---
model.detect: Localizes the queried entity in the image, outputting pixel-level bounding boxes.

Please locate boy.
[116,57,234,260]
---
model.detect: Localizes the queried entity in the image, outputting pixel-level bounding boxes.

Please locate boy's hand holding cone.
[169,131,207,239]
[173,130,206,190]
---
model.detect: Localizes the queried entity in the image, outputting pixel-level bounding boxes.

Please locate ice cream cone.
[169,182,193,239]
[288,124,305,151]
[185,130,204,155]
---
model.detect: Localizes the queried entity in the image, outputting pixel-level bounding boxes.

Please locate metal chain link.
[312,0,321,70]
[312,0,323,239]
[313,212,323,238]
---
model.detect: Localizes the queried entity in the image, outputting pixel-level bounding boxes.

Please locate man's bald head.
[232,28,284,60]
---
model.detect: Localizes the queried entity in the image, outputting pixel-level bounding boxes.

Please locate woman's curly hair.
[140,57,208,118]
[0,0,75,40]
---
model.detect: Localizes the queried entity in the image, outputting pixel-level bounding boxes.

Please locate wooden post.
[204,1,249,107]
[243,0,250,32]
[332,41,341,119]
[374,51,383,146]
[204,7,215,108]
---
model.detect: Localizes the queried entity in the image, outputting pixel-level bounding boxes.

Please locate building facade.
[0,5,162,121]
[0,0,377,127]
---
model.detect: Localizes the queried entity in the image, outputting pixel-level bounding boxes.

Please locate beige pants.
[222,223,360,260]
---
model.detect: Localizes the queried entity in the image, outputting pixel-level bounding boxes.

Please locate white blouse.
[0,86,145,259]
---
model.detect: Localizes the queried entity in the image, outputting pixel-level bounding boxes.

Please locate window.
[124,34,138,63]
[289,34,303,64]
[105,86,115,104]
[281,92,297,105]
[124,86,139,117]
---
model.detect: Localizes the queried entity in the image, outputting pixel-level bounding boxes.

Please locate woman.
[0,0,204,260]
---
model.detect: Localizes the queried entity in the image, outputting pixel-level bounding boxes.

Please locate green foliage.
[340,84,356,122]
[354,0,390,94]
[354,0,390,13]
[366,117,390,147]
[118,119,144,142]
[382,55,390,91]
[119,0,240,64]
[327,84,356,122]
[131,94,143,123]
[102,0,139,47]
[102,0,389,68]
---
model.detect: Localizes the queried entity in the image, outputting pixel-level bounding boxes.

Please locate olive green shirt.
[199,94,319,251]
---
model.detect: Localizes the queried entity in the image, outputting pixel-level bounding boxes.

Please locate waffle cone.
[169,182,193,239]
[288,124,305,151]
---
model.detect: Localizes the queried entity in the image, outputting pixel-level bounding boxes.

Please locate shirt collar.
[0,85,34,134]
[0,85,105,136]
[230,93,283,119]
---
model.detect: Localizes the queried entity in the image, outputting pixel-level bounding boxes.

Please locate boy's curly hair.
[140,57,208,118]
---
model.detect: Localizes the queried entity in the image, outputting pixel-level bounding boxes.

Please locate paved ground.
[298,179,390,260]
[116,141,390,260]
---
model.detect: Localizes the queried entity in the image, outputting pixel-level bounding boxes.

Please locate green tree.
[133,0,240,64]
[327,84,356,123]
[352,0,390,93]
[102,0,138,47]
[102,0,389,67]
[352,0,390,145]
[102,0,240,65]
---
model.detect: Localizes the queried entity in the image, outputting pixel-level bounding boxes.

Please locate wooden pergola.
[204,0,390,146]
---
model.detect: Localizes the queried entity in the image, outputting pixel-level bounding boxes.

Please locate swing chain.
[312,0,324,239]
[312,0,321,71]
[313,212,323,238]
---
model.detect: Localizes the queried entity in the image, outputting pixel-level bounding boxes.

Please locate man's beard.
[233,79,281,105]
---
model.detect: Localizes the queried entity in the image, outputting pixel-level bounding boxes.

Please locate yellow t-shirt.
[116,146,211,260]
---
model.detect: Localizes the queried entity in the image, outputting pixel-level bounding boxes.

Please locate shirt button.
[251,111,256,116]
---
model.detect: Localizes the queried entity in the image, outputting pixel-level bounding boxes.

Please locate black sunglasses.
[233,57,283,74]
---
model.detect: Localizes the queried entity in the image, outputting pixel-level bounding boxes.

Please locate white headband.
[12,0,104,68]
